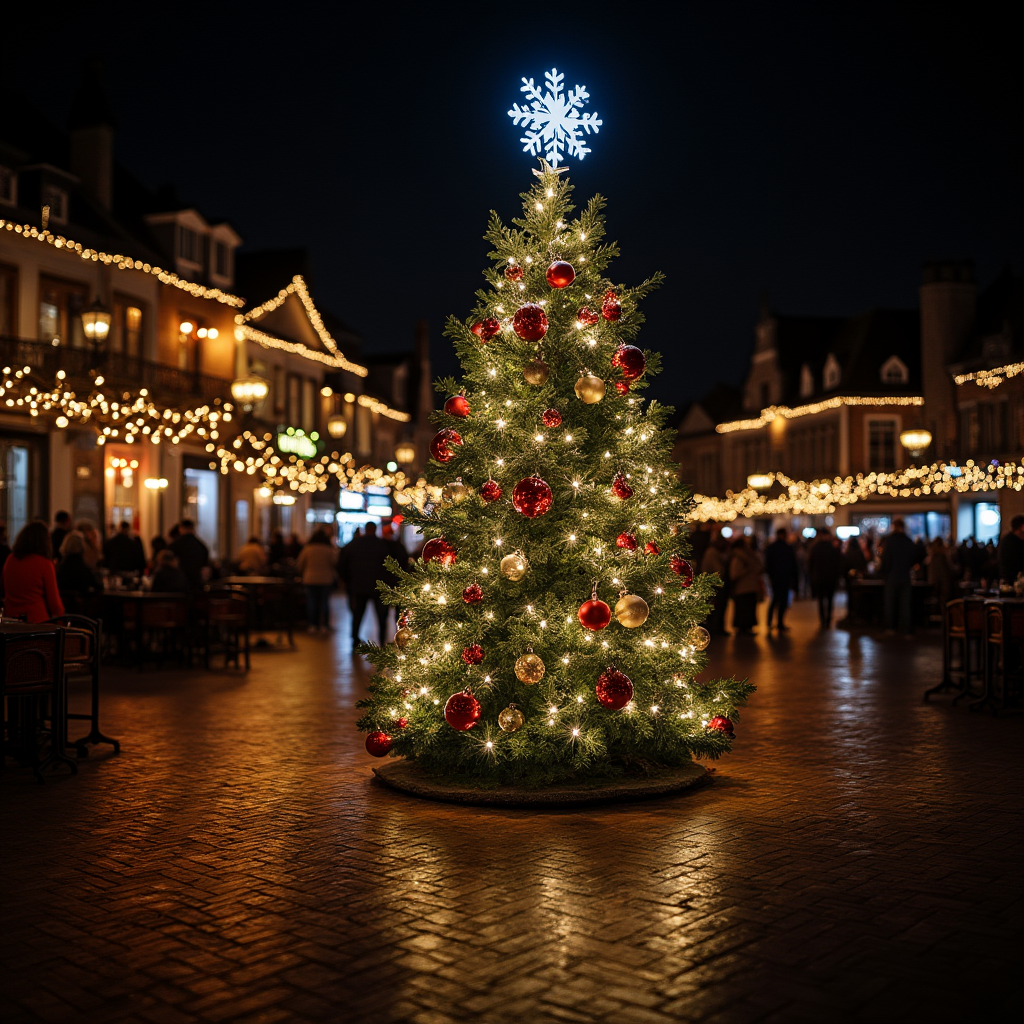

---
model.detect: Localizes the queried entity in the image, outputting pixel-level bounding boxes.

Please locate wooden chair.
[125,598,191,670]
[925,598,985,702]
[974,601,1024,714]
[199,588,250,671]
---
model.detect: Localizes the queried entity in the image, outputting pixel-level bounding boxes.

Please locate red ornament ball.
[615,381,630,395]
[422,537,457,566]
[444,690,481,731]
[504,263,524,282]
[430,428,462,463]
[670,555,694,587]
[365,731,392,757]
[612,473,634,500]
[480,479,502,503]
[462,583,483,605]
[444,394,470,418]
[578,597,612,631]
[707,715,735,738]
[542,408,562,428]
[471,317,501,341]
[602,290,622,321]
[577,306,600,326]
[461,644,484,665]
[596,667,634,710]
[645,541,660,555]
[546,260,576,288]
[616,532,638,551]
[512,303,549,342]
[512,476,553,518]
[393,717,408,730]
[612,344,646,381]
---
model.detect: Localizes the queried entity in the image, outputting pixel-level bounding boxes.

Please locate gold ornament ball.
[498,704,525,732]
[574,374,606,404]
[523,358,550,386]
[442,479,470,503]
[500,552,528,581]
[688,625,711,651]
[614,594,650,628]
[394,627,414,649]
[514,652,546,684]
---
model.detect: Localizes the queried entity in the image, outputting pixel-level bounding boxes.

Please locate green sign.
[277,427,319,459]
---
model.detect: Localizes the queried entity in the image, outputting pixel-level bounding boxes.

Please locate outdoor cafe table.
[845,578,935,628]
[216,577,298,647]
[101,591,189,668]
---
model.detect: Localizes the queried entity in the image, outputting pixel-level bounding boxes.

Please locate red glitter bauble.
[512,303,549,342]
[480,479,502,503]
[707,715,735,737]
[601,290,622,321]
[577,306,600,326]
[430,428,462,463]
[612,344,646,381]
[595,667,634,710]
[393,717,408,730]
[504,263,524,282]
[462,584,483,605]
[645,542,660,555]
[444,690,481,731]
[670,555,694,587]
[444,394,470,418]
[612,473,634,500]
[512,476,553,518]
[578,597,612,631]
[471,317,501,341]
[461,644,484,665]
[365,731,392,757]
[615,381,630,395]
[542,408,562,428]
[616,532,638,551]
[546,260,576,288]
[422,537,456,566]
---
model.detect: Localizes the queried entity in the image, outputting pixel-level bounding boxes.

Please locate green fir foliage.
[357,172,754,787]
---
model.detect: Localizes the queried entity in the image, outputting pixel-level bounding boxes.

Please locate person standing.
[764,527,798,631]
[237,536,267,575]
[880,517,919,636]
[729,535,763,635]
[296,529,337,634]
[926,537,955,609]
[51,511,72,563]
[169,518,210,591]
[701,533,731,636]
[103,521,146,574]
[338,521,390,645]
[808,528,843,628]
[997,514,1024,584]
[75,520,102,570]
[2,521,64,623]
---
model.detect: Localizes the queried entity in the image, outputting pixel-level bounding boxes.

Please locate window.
[178,225,201,264]
[273,367,285,415]
[0,263,16,335]
[287,375,301,426]
[214,241,229,278]
[111,297,144,358]
[0,166,15,206]
[302,378,315,433]
[39,276,88,347]
[880,355,909,386]
[799,364,814,398]
[823,354,841,390]
[41,184,67,224]
[868,419,897,472]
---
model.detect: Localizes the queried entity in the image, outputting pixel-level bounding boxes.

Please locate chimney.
[920,260,976,460]
[69,62,115,212]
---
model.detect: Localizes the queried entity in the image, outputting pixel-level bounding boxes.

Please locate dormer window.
[823,353,841,390]
[214,241,229,278]
[178,225,201,265]
[880,355,909,386]
[799,363,814,398]
[41,184,67,224]
[0,166,15,206]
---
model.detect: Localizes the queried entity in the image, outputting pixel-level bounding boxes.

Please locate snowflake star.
[508,68,602,169]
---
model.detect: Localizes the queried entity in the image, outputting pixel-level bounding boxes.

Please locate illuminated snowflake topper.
[508,68,602,169]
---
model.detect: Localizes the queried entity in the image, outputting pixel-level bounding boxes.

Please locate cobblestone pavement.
[2,597,1022,1024]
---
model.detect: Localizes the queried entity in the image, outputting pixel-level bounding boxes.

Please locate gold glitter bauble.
[688,625,711,651]
[394,627,414,649]
[500,552,528,581]
[574,374,606,404]
[514,652,546,684]
[498,704,525,732]
[614,594,650,628]
[442,479,470,503]
[523,358,550,385]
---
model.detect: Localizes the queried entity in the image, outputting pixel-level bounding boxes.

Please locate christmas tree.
[357,169,754,787]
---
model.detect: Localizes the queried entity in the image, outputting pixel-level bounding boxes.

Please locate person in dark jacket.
[151,550,190,593]
[103,521,146,574]
[56,531,100,606]
[764,527,798,631]
[808,528,844,628]
[169,518,209,590]
[338,522,390,644]
[268,530,287,565]
[997,515,1024,584]
[51,510,72,564]
[880,517,919,635]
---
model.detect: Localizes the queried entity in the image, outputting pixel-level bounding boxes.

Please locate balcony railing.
[0,336,231,406]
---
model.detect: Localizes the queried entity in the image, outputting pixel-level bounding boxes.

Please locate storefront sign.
[276,428,318,459]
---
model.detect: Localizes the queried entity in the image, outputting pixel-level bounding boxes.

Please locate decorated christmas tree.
[356,164,754,787]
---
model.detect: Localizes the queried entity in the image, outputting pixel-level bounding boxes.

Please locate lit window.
[41,184,68,224]
[823,353,841,390]
[880,355,909,386]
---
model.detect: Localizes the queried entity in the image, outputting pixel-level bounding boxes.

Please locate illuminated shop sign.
[276,427,318,459]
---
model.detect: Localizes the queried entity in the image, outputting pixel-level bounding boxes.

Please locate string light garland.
[953,362,1024,389]
[234,323,368,373]
[0,219,244,307]
[357,393,411,422]
[715,395,924,434]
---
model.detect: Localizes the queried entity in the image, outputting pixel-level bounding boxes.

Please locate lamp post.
[81,298,112,358]
[395,441,416,465]
[746,472,773,493]
[327,413,348,440]
[230,375,269,412]
[899,429,933,460]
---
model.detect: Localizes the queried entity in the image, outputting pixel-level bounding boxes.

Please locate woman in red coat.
[2,520,64,623]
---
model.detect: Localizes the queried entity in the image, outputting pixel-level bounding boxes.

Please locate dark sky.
[5,5,1020,412]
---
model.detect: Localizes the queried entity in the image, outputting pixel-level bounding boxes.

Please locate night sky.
[4,6,1020,413]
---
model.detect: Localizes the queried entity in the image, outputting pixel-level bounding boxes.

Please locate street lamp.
[899,429,932,459]
[395,441,416,464]
[747,472,773,493]
[81,299,112,344]
[327,413,348,439]
[230,375,269,411]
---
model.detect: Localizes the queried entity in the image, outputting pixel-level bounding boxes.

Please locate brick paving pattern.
[2,597,1022,1023]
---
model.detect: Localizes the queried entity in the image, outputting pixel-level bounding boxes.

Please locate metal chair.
[925,598,985,702]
